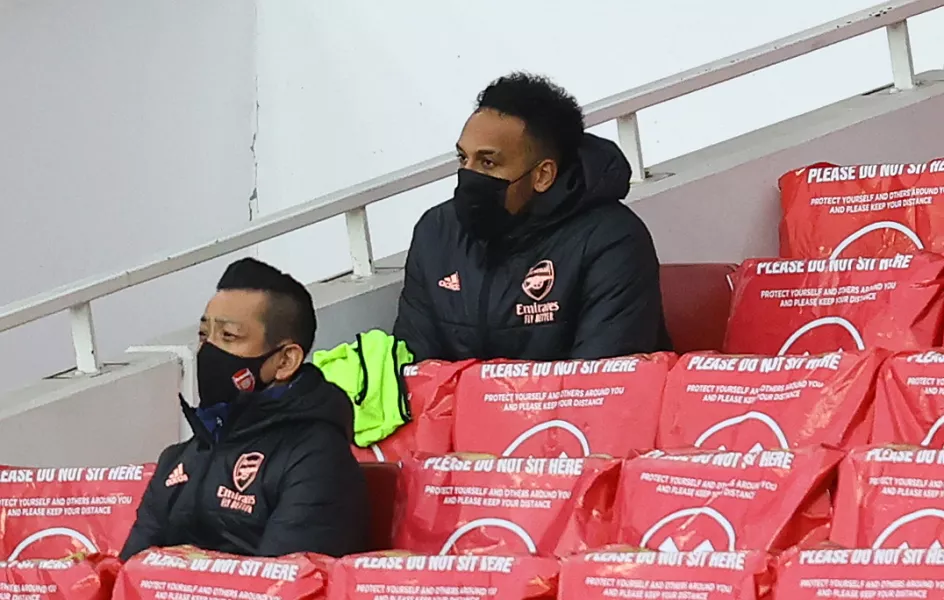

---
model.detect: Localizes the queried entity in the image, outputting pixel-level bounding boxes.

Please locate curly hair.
[476,72,585,167]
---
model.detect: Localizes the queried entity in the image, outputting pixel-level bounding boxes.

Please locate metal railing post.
[617,113,646,183]
[69,302,100,374]
[886,20,916,91]
[345,207,375,278]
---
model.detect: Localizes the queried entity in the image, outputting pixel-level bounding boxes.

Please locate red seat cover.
[660,264,737,353]
[361,462,399,551]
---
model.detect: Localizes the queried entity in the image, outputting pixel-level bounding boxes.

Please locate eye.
[482,158,495,169]
[456,153,467,167]
[198,330,207,341]
[221,331,237,341]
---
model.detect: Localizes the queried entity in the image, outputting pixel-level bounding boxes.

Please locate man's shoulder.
[569,201,655,252]
[271,423,363,487]
[414,199,458,236]
[587,200,648,232]
[278,418,356,460]
[157,441,191,466]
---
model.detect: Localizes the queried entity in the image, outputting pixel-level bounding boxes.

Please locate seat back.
[660,263,737,354]
[361,462,400,551]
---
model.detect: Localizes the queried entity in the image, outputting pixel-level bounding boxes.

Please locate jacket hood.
[184,363,355,445]
[504,133,632,247]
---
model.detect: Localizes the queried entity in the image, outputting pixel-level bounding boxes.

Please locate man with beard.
[394,72,671,361]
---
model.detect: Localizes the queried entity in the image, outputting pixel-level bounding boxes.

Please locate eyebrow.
[455,143,501,158]
[200,315,241,327]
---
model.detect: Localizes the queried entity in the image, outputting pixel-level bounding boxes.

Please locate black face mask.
[196,342,283,407]
[453,167,535,241]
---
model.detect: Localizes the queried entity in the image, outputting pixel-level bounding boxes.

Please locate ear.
[533,159,558,193]
[272,343,306,382]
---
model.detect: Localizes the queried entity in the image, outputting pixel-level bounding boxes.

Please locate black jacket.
[120,364,367,560]
[394,133,672,362]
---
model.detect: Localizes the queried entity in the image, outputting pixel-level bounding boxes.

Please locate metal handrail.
[1,0,939,373]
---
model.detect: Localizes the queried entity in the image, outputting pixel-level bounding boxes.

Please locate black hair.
[476,72,585,167]
[217,257,316,355]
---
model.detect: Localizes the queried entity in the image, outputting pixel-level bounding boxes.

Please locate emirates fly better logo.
[517,260,559,325]
[217,453,264,514]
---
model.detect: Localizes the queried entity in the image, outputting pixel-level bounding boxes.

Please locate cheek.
[259,354,286,383]
[259,359,278,381]
[505,179,536,214]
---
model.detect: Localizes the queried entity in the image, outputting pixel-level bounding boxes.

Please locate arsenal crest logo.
[232,368,256,392]
[522,260,555,302]
[233,452,265,492]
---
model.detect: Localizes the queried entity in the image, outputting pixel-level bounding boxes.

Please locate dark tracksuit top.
[120,364,368,560]
[394,133,673,362]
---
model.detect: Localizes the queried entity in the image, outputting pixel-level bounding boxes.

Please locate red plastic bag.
[0,556,119,600]
[353,360,474,463]
[454,354,674,457]
[723,253,944,355]
[831,445,944,549]
[329,552,558,600]
[872,350,944,446]
[113,547,331,600]
[615,447,842,553]
[772,544,944,600]
[658,351,881,451]
[0,464,154,560]
[560,548,765,600]
[779,160,944,259]
[393,454,621,557]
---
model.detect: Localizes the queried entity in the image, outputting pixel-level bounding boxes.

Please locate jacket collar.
[181,364,354,446]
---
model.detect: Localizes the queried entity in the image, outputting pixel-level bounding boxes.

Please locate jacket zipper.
[477,265,494,357]
[179,396,223,539]
[191,443,218,531]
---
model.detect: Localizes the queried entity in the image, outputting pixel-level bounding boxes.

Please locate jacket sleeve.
[119,446,178,561]
[256,432,367,558]
[393,217,442,361]
[569,213,668,359]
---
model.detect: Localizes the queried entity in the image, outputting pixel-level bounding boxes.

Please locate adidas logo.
[165,463,189,487]
[438,272,461,292]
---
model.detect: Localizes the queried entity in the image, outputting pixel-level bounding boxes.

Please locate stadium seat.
[361,462,400,550]
[660,263,736,354]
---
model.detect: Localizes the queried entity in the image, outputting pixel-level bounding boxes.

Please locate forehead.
[203,289,268,327]
[459,109,530,156]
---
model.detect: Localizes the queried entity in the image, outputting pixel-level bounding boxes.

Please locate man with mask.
[394,72,671,361]
[120,258,367,560]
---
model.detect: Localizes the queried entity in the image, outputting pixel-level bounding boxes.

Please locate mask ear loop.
[508,161,544,187]
[252,343,290,392]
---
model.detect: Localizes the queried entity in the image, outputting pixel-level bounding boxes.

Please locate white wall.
[3,0,943,394]
[254,0,944,286]
[0,0,257,394]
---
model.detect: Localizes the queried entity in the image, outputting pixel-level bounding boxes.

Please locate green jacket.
[312,330,414,448]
